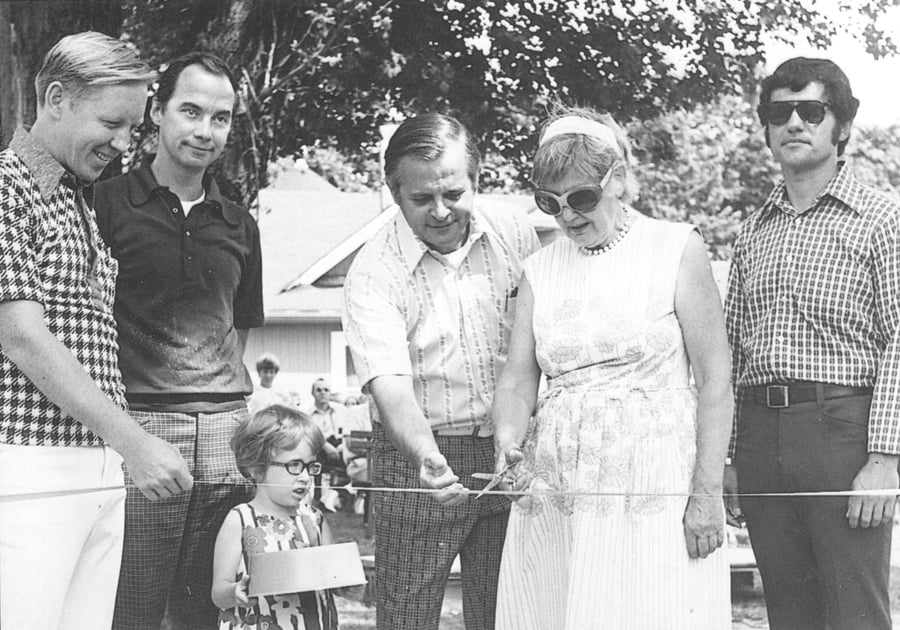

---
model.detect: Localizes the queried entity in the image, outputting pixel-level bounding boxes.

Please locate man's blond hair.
[35,31,156,107]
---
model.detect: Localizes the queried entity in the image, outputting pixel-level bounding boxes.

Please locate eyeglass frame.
[533,163,617,217]
[266,459,323,476]
[758,100,831,126]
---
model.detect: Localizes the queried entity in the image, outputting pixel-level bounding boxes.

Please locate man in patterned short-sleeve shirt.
[0,32,191,630]
[343,113,540,630]
[725,57,900,630]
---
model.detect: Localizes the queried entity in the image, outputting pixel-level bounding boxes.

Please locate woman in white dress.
[492,108,733,629]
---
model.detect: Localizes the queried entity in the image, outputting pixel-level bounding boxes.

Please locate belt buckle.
[766,385,789,409]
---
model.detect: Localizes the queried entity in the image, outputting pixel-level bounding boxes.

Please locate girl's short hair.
[532,106,639,203]
[231,404,325,482]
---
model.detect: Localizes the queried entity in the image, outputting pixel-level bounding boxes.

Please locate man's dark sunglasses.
[760,100,831,126]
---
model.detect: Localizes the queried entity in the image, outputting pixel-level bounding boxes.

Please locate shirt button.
[785,254,793,263]
[171,207,179,214]
[186,255,193,261]
[185,230,191,237]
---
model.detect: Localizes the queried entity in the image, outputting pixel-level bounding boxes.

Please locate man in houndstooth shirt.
[725,57,900,630]
[0,32,191,630]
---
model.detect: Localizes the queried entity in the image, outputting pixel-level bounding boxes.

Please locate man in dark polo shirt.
[94,52,263,630]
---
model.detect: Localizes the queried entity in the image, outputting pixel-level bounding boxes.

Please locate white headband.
[539,116,622,156]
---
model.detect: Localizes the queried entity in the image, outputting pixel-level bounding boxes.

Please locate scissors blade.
[472,463,513,499]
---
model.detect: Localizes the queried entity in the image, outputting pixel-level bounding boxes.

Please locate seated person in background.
[248,353,291,415]
[308,378,371,511]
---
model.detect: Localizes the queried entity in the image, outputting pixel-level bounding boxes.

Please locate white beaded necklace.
[579,208,633,256]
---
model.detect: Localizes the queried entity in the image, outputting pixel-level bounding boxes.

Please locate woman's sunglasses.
[533,167,615,217]
[759,100,831,126]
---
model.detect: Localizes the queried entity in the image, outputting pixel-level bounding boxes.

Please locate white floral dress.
[496,214,731,629]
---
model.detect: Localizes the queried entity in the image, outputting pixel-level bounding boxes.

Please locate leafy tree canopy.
[118,0,899,204]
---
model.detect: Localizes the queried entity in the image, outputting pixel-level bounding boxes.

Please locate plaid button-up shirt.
[0,128,126,447]
[725,162,900,454]
[343,205,540,433]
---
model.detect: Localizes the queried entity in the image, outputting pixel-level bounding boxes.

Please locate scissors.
[471,462,515,499]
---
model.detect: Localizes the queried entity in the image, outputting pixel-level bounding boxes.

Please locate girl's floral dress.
[218,502,338,630]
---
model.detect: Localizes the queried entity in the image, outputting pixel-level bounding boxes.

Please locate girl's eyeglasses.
[760,100,830,126]
[267,459,323,476]
[533,166,615,217]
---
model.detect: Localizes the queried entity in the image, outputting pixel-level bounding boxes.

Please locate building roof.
[257,175,551,322]
[257,187,382,298]
[256,167,733,323]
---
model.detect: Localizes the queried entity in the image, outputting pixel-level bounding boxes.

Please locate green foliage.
[116,0,899,209]
[626,98,900,259]
[304,145,382,192]
[845,126,900,199]
[286,93,900,264]
[628,95,781,259]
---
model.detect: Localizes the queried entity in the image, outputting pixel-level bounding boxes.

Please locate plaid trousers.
[371,423,510,630]
[112,408,253,630]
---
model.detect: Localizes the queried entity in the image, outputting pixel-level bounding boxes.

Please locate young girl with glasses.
[212,404,339,630]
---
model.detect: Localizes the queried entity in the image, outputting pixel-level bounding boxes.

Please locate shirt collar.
[126,159,241,226]
[9,127,87,203]
[762,161,865,219]
[394,203,496,275]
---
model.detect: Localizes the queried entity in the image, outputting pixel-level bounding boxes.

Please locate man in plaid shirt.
[0,32,191,630]
[725,57,900,630]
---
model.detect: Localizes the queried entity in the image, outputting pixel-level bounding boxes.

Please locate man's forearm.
[380,406,440,468]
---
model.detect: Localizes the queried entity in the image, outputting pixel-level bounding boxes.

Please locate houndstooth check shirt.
[725,162,900,455]
[0,128,126,447]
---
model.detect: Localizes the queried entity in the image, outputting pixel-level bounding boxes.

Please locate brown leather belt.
[749,383,873,409]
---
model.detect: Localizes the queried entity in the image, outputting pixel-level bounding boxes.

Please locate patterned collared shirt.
[0,128,126,447]
[725,162,900,454]
[343,205,540,432]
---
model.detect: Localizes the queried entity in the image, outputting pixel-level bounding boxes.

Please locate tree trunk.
[0,3,15,148]
[0,1,124,148]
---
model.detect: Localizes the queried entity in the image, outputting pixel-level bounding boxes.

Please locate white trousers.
[0,443,125,630]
